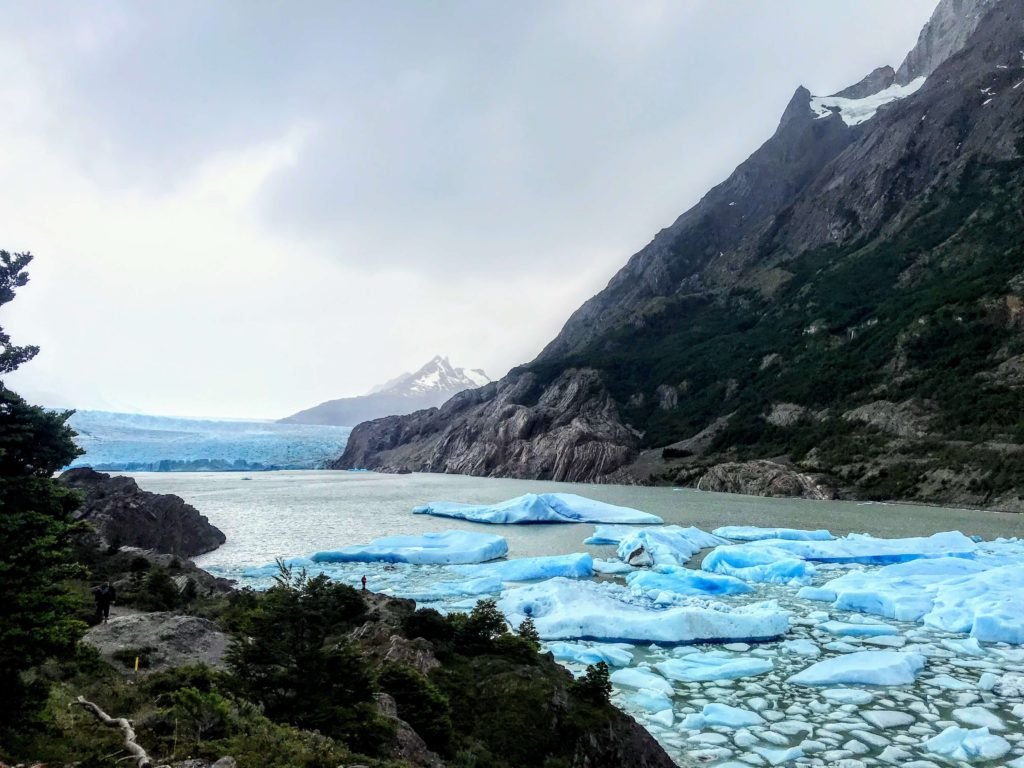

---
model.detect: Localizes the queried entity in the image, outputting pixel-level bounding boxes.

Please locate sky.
[0,0,939,419]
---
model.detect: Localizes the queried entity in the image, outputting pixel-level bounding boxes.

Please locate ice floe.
[655,651,773,682]
[545,641,634,667]
[311,529,508,565]
[453,552,593,581]
[626,566,752,598]
[743,530,977,564]
[924,725,1011,761]
[616,526,731,567]
[413,492,663,525]
[702,545,816,585]
[497,577,788,643]
[788,651,926,686]
[712,526,834,542]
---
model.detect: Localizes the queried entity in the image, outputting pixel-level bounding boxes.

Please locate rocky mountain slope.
[336,0,1024,511]
[281,355,489,426]
[61,467,226,557]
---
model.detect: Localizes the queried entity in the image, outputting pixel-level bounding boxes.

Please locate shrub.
[378,663,453,755]
[571,663,611,705]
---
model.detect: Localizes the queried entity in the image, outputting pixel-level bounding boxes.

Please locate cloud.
[0,0,939,417]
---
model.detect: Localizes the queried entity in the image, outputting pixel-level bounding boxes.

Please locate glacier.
[311,530,508,565]
[413,492,663,525]
[67,410,350,471]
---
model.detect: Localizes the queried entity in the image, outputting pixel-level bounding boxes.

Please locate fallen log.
[69,696,165,768]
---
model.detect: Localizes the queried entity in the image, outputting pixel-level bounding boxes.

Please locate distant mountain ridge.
[280,356,490,426]
[335,0,1024,511]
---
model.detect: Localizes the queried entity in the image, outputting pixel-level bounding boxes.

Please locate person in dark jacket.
[93,582,116,623]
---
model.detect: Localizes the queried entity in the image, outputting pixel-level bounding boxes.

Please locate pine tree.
[0,251,84,731]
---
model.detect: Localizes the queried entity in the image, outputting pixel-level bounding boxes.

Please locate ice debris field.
[212,491,1024,767]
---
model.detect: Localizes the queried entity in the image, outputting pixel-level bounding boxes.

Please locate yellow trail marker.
[134,656,140,672]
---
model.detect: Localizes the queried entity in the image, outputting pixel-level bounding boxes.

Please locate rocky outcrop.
[334,368,640,482]
[843,399,932,438]
[696,460,837,500]
[572,716,684,768]
[61,467,225,558]
[83,612,229,672]
[895,0,999,83]
[373,693,445,768]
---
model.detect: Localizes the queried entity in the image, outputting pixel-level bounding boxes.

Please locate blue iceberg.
[743,530,977,564]
[654,652,773,682]
[545,641,634,667]
[311,530,508,565]
[616,526,731,567]
[813,556,1024,644]
[712,525,834,542]
[453,553,593,581]
[701,545,816,585]
[626,566,752,597]
[497,577,788,643]
[788,651,926,686]
[414,493,663,525]
[924,726,1011,761]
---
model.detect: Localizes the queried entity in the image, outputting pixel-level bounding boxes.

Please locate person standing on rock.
[93,582,116,623]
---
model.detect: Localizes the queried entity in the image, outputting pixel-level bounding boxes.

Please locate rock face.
[281,355,490,426]
[332,0,1024,508]
[696,461,837,500]
[61,468,225,558]
[335,368,641,483]
[83,612,229,672]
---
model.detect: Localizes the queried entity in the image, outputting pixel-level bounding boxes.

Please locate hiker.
[361,575,367,591]
[93,582,116,623]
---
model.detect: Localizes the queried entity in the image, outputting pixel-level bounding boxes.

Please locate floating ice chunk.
[414,493,662,525]
[648,708,673,727]
[498,578,788,643]
[752,745,804,765]
[953,706,1005,731]
[311,530,508,565]
[746,531,977,564]
[546,641,633,667]
[820,558,1024,644]
[625,690,673,713]
[788,651,926,686]
[701,702,765,727]
[930,674,974,691]
[861,710,915,729]
[655,652,773,682]
[609,667,674,695]
[821,688,873,705]
[585,524,636,545]
[782,639,821,658]
[454,553,593,581]
[402,576,503,602]
[798,586,837,602]
[702,545,815,584]
[713,526,834,542]
[626,566,752,597]
[617,526,730,567]
[923,725,1011,761]
[592,558,634,574]
[818,620,898,638]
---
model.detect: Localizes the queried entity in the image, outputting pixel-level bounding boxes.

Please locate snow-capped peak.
[809,77,927,127]
[374,356,491,399]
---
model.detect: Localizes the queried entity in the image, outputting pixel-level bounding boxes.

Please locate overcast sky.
[0,0,938,419]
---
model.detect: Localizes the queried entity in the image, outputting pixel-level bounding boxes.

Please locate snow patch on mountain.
[810,76,927,126]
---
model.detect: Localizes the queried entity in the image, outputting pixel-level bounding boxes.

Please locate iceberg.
[923,726,1011,761]
[545,641,634,667]
[402,576,503,602]
[817,620,898,638]
[788,651,926,686]
[626,566,752,597]
[701,545,815,585]
[744,530,977,564]
[453,553,593,581]
[700,703,765,728]
[584,524,638,545]
[497,577,789,644]
[609,667,675,695]
[311,530,508,565]
[413,493,662,525]
[625,690,673,713]
[814,558,1024,644]
[713,526,834,542]
[655,652,773,682]
[616,526,731,567]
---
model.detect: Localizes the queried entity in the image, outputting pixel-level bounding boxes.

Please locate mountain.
[334,0,1024,511]
[281,356,490,426]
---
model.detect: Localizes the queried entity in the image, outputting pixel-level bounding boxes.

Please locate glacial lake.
[127,470,1024,570]
[130,470,1024,767]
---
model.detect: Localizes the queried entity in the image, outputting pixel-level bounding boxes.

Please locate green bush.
[379,663,453,755]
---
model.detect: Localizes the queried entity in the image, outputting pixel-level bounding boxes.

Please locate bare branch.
[69,696,169,768]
